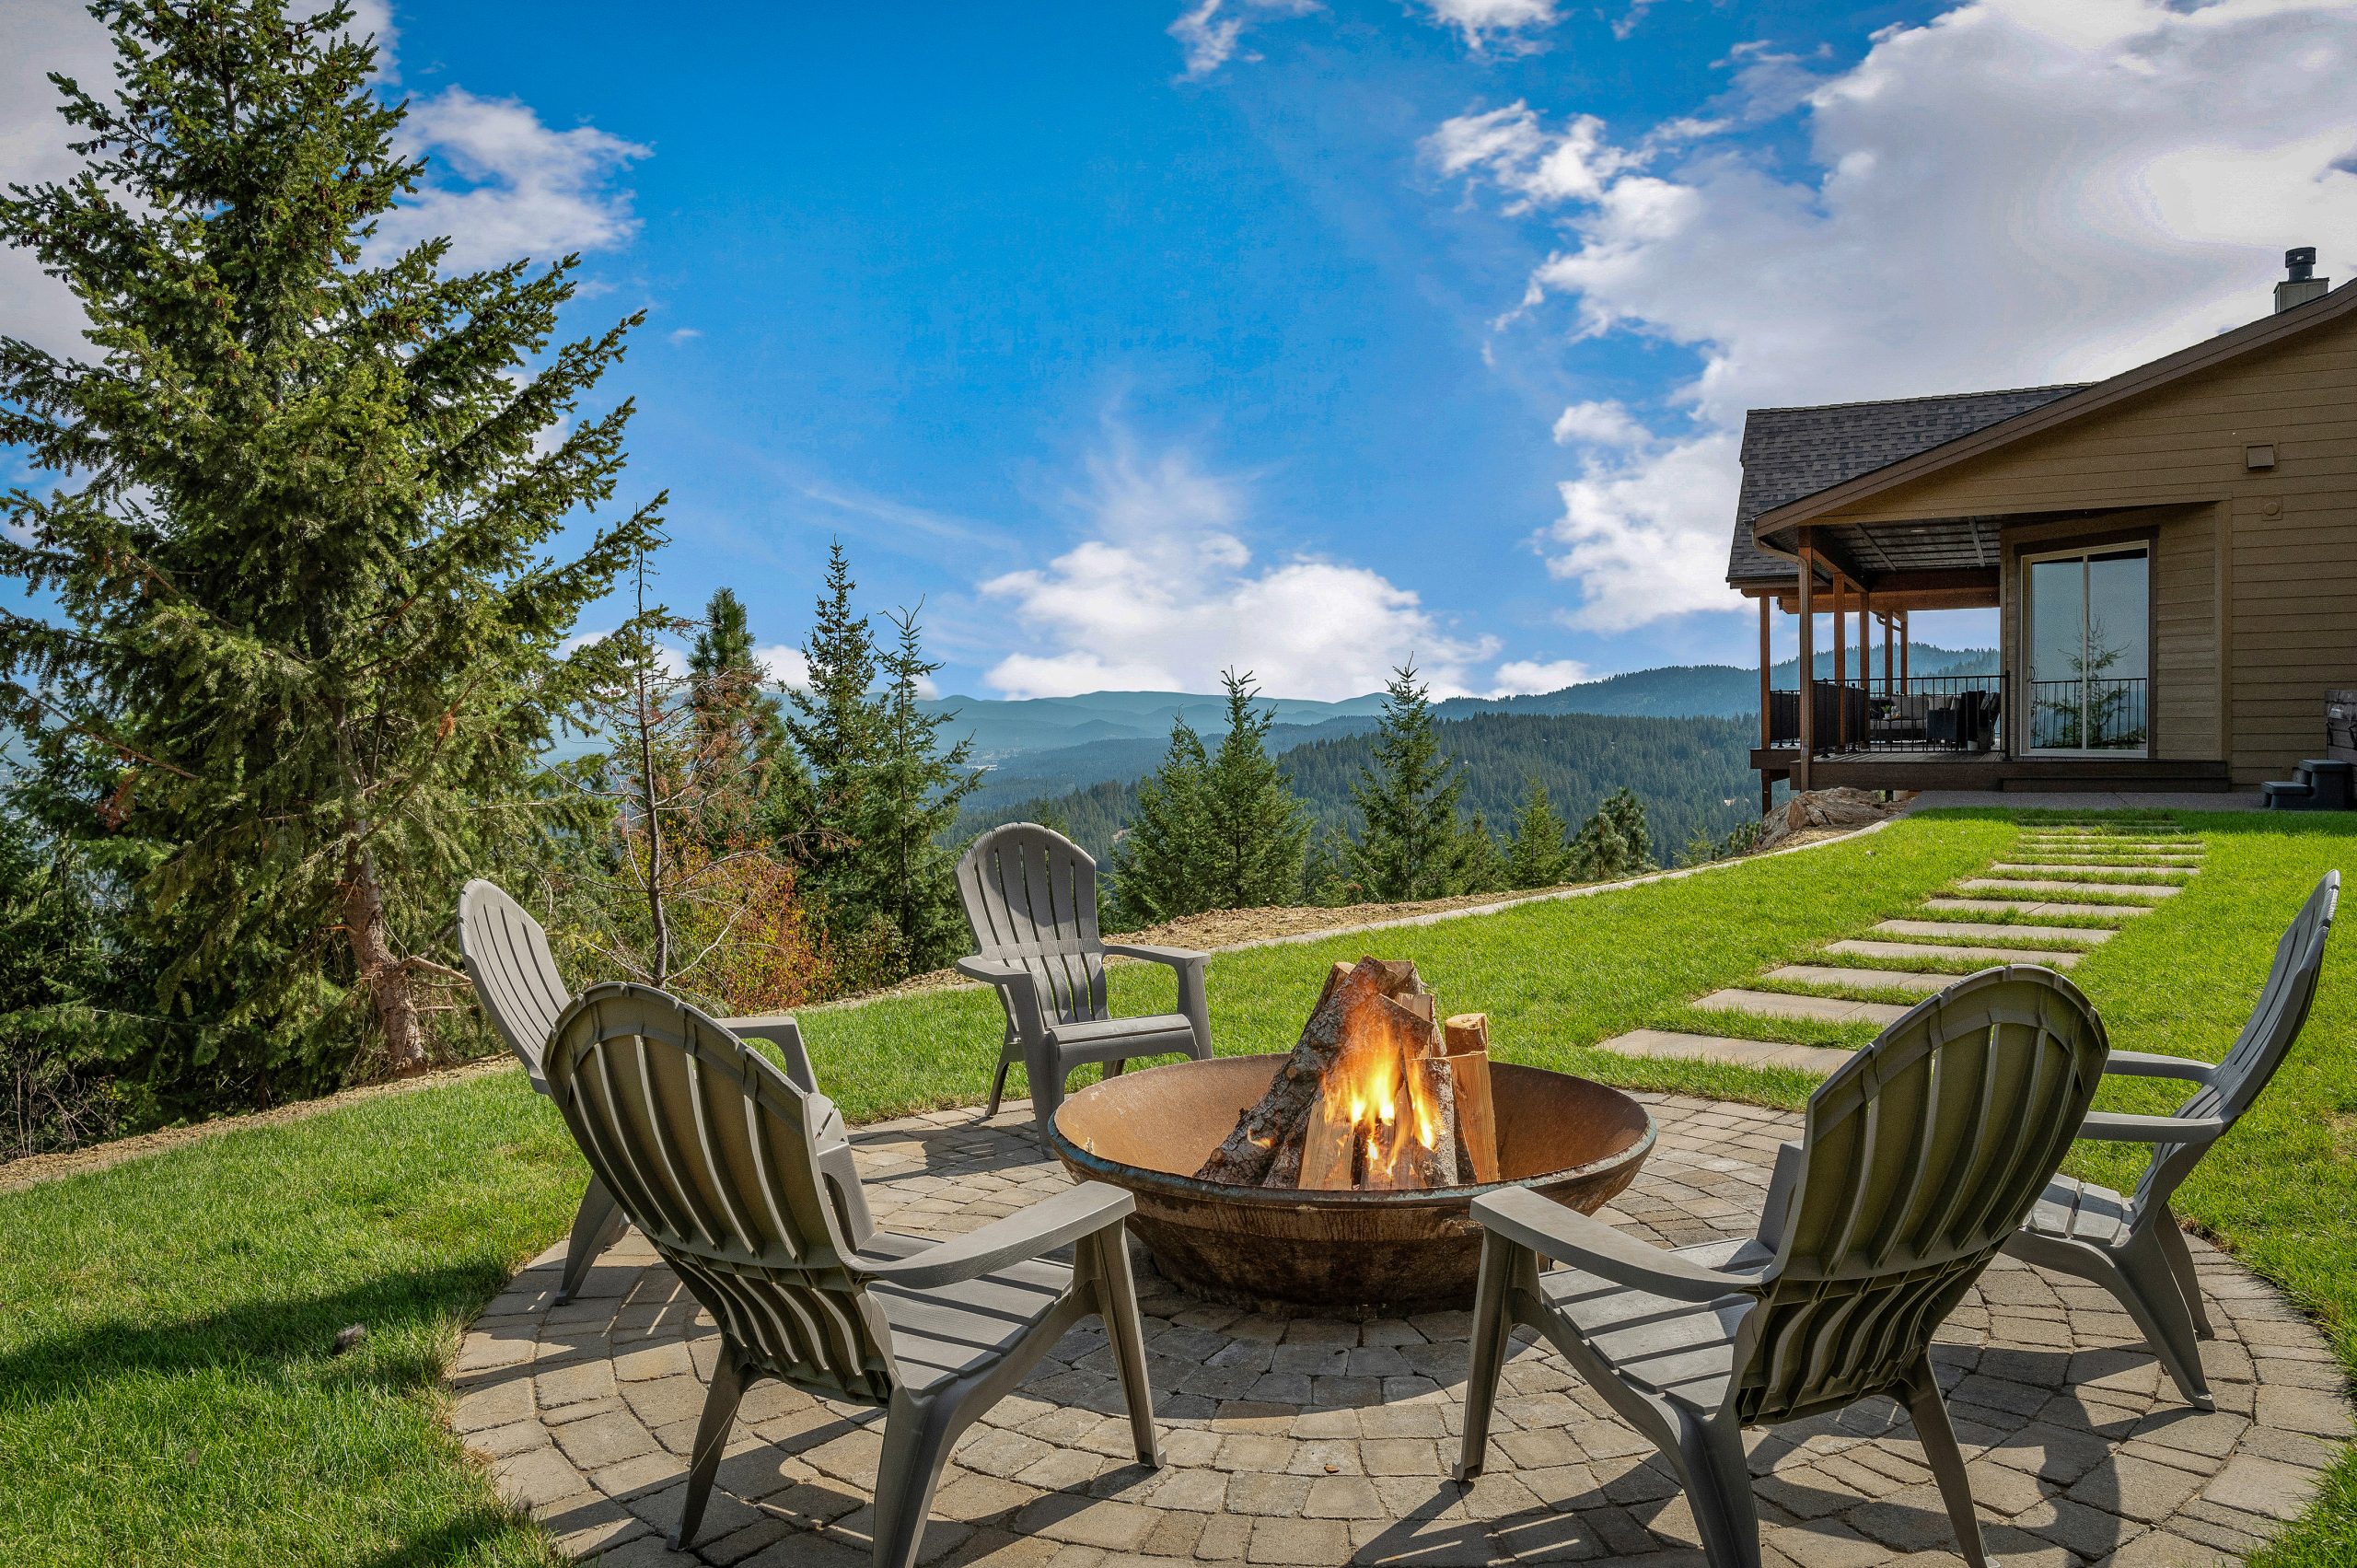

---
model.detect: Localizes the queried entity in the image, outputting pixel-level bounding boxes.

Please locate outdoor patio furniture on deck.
[456,878,861,1303]
[1456,967,2109,1568]
[955,823,1211,1139]
[2006,871,2340,1408]
[541,983,1161,1567]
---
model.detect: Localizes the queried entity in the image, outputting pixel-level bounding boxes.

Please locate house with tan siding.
[1729,250,2354,802]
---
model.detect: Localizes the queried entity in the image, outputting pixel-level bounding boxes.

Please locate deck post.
[1795,538,1815,790]
[1757,594,1774,814]
[1882,611,1894,695]
[1831,575,1846,752]
[1900,610,1910,693]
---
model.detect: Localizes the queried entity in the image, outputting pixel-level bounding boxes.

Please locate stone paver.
[1691,989,1913,1026]
[1591,1028,1853,1074]
[1988,864,2196,879]
[1922,899,2152,921]
[452,1086,2343,1566]
[1764,965,1956,994]
[1827,938,2085,968]
[1959,878,2180,900]
[1874,919,2114,946]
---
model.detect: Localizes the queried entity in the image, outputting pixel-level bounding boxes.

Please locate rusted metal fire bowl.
[1049,1054,1656,1317]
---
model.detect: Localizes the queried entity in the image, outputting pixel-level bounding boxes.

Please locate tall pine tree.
[1568,788,1655,881]
[848,606,978,972]
[1110,717,1212,927]
[1200,669,1309,910]
[689,587,807,848]
[1347,666,1470,901]
[0,2,658,1089]
[1504,779,1573,889]
[783,541,877,922]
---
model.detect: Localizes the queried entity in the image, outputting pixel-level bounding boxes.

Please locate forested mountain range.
[954,710,1760,865]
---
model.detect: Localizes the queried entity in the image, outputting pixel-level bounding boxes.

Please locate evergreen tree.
[1457,813,1511,895]
[689,587,808,847]
[845,606,979,972]
[782,541,877,927]
[1201,669,1310,910]
[1298,824,1358,909]
[0,2,657,1086]
[1347,666,1470,901]
[1110,717,1212,926]
[1504,779,1574,889]
[1568,788,1655,882]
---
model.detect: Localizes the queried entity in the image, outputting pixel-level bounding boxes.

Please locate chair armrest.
[2104,1051,2216,1085]
[2078,1110,2229,1145]
[956,957,1051,1037]
[1100,942,1208,969]
[1471,1187,1755,1304]
[855,1181,1135,1291]
[718,1013,815,1094]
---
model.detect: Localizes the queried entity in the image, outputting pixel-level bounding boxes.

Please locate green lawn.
[2,809,2351,1564]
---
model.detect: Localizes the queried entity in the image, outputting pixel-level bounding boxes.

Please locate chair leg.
[556,1174,628,1306]
[1902,1356,1991,1568]
[985,1056,1013,1120]
[669,1347,750,1550]
[2152,1208,2214,1339]
[1027,1041,1067,1145]
[1454,1233,1519,1481]
[2117,1228,2214,1409]
[1087,1224,1163,1467]
[1674,1410,1764,1568]
[872,1388,960,1568]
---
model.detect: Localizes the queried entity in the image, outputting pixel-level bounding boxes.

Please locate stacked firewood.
[1195,957,1501,1191]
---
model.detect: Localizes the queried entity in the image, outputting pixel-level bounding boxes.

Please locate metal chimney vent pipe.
[2276,246,2328,313]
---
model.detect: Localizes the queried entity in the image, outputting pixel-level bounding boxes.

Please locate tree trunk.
[343,843,427,1075]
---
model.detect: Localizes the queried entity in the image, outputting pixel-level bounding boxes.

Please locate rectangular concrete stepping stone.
[1828,938,2084,968]
[1922,899,2152,920]
[1874,919,2112,945]
[1594,1028,1851,1075]
[1765,965,1956,995]
[1960,878,2179,899]
[1988,863,2193,877]
[1692,989,1915,1026]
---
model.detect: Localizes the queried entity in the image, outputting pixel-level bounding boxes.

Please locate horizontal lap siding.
[1815,312,2357,781]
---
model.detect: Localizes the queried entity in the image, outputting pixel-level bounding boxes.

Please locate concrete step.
[1922,898,2152,921]
[1828,939,2084,968]
[1873,919,2112,946]
[1987,863,2194,877]
[1764,965,1956,995]
[1959,877,2179,899]
[1593,1028,1851,1075]
[1692,989,1916,1026]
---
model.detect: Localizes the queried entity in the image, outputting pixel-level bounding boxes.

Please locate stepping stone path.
[1595,813,2208,1076]
[454,1096,2349,1567]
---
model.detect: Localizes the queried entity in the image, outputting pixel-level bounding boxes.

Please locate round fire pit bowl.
[1049,1053,1656,1317]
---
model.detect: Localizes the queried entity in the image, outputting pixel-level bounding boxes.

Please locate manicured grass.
[0,1074,580,1566]
[4,807,2353,1563]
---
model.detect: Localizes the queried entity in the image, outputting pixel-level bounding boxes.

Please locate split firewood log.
[1442,1013,1500,1184]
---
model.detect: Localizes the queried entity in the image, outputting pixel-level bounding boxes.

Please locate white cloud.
[1167,0,1320,80]
[1550,398,1649,447]
[668,327,702,344]
[1418,0,1561,52]
[755,645,811,691]
[1486,658,1594,696]
[1430,0,2357,630]
[374,87,648,271]
[979,431,1498,701]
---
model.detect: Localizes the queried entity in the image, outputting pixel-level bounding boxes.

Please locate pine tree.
[1568,788,1655,881]
[1457,813,1511,895]
[783,541,877,925]
[1505,780,1573,889]
[1298,825,1359,909]
[1201,669,1309,910]
[689,587,807,848]
[0,2,658,1088]
[846,606,979,972]
[1110,717,1212,927]
[1347,666,1470,901]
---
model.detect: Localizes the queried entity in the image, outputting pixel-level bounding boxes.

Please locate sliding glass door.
[2025,546,2149,753]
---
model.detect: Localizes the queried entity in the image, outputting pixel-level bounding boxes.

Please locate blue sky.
[6,0,2355,701]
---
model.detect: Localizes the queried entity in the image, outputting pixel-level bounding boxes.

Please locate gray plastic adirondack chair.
[456,878,864,1304]
[1457,967,2109,1568]
[541,982,1162,1566]
[2007,871,2339,1410]
[955,824,1211,1137]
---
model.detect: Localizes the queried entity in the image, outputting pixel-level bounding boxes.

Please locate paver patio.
[450,1094,2350,1568]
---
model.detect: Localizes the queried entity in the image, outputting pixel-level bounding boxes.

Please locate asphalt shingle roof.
[1725,385,2088,585]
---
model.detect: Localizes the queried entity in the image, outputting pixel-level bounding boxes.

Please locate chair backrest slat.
[958,823,1111,1026]
[2131,871,2338,1218]
[458,879,572,1088]
[1736,968,2107,1423]
[545,983,899,1405]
